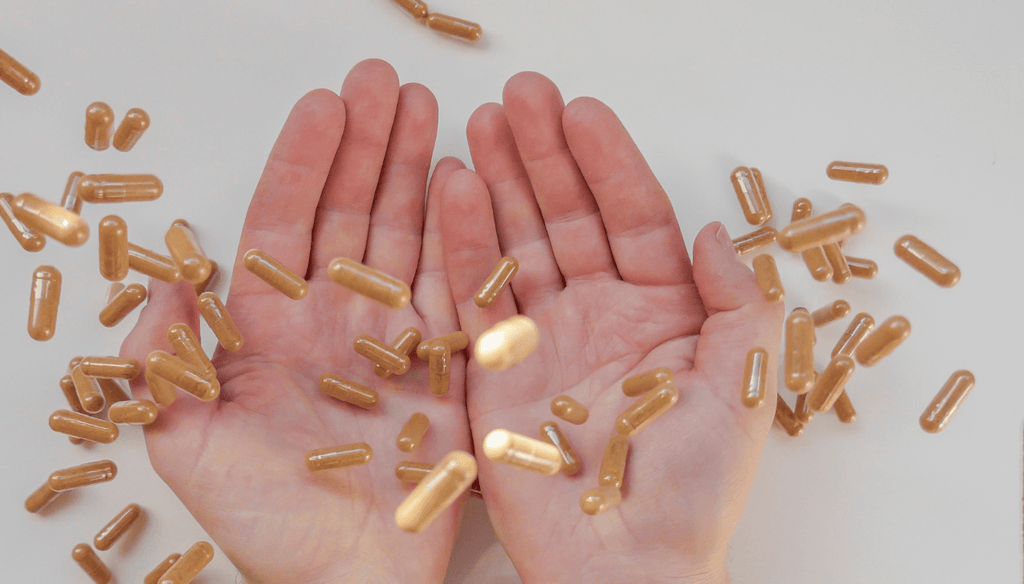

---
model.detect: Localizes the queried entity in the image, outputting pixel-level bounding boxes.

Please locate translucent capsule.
[61,171,85,215]
[128,243,182,283]
[920,370,975,433]
[354,334,411,374]
[811,300,850,327]
[145,369,178,407]
[742,348,768,408]
[580,486,622,515]
[73,543,112,584]
[416,331,469,360]
[598,434,629,489]
[791,197,812,221]
[12,193,89,246]
[167,323,215,378]
[105,284,123,307]
[146,351,220,401]
[784,308,815,394]
[28,265,61,340]
[25,481,61,512]
[474,315,540,371]
[305,443,373,471]
[48,459,118,491]
[77,174,163,203]
[832,312,874,357]
[425,13,483,41]
[0,192,44,251]
[392,0,429,20]
[49,410,119,443]
[793,392,813,424]
[144,553,182,584]
[317,374,379,411]
[99,283,147,327]
[328,257,411,309]
[622,367,673,397]
[72,365,106,414]
[807,355,856,412]
[474,256,518,307]
[243,249,308,299]
[68,356,84,371]
[854,315,910,367]
[550,395,589,425]
[108,400,158,425]
[112,108,150,152]
[730,166,772,226]
[752,254,784,302]
[193,259,218,295]
[773,394,804,437]
[826,161,888,185]
[396,451,477,533]
[165,219,211,283]
[539,421,581,476]
[160,541,215,584]
[197,292,243,352]
[98,216,129,281]
[732,226,777,256]
[397,412,430,452]
[0,48,40,95]
[427,342,450,396]
[376,327,422,379]
[615,383,679,436]
[833,391,857,423]
[396,461,434,484]
[80,356,141,379]
[894,235,960,287]
[845,255,878,279]
[800,246,833,282]
[777,204,866,253]
[483,429,563,475]
[59,374,86,414]
[85,102,115,151]
[822,243,852,284]
[94,503,141,550]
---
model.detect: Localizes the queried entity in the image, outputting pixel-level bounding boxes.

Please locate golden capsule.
[77,174,163,203]
[0,48,40,95]
[597,434,629,489]
[539,421,581,476]
[85,102,115,151]
[68,356,84,371]
[732,226,777,256]
[376,327,422,379]
[622,367,673,397]
[318,373,378,409]
[784,308,815,394]
[48,459,118,491]
[94,503,141,551]
[778,204,866,252]
[327,257,411,309]
[99,283,147,327]
[49,410,119,443]
[0,192,44,252]
[742,347,768,408]
[615,383,679,436]
[25,480,62,512]
[97,215,129,281]
[822,243,852,284]
[773,394,804,437]
[894,235,960,288]
[12,193,89,246]
[833,391,857,423]
[146,350,220,401]
[354,334,411,374]
[483,429,562,475]
[160,541,215,584]
[811,300,850,327]
[826,161,888,184]
[164,219,211,284]
[128,243,182,282]
[61,171,85,214]
[59,374,86,414]
[305,443,373,471]
[831,312,874,358]
[474,315,540,371]
[844,255,877,279]
[197,292,242,352]
[145,553,182,584]
[98,377,131,404]
[395,461,434,484]
[167,323,215,378]
[416,331,469,360]
[72,543,112,584]
[108,400,158,425]
[392,0,429,19]
[28,265,61,341]
[807,355,856,412]
[397,412,430,452]
[425,13,483,41]
[580,486,622,515]
[474,256,519,307]
[72,365,106,414]
[193,259,218,295]
[80,356,141,379]
[752,254,784,302]
[730,166,772,225]
[112,108,150,152]
[854,315,910,367]
[793,392,813,424]
[427,342,450,396]
[145,369,178,407]
[920,370,975,433]
[550,395,589,425]
[242,248,308,299]
[396,451,477,532]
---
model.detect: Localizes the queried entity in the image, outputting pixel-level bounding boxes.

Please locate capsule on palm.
[622,367,673,397]
[243,249,308,299]
[474,315,539,371]
[598,434,629,489]
[396,413,430,452]
[482,429,562,475]
[580,486,623,515]
[894,235,960,287]
[474,256,518,307]
[318,374,379,409]
[197,292,243,352]
[354,334,411,374]
[615,383,679,436]
[167,323,215,378]
[742,348,768,408]
[375,327,422,379]
[305,443,373,471]
[146,351,220,401]
[395,461,434,484]
[550,395,589,424]
[328,257,411,309]
[539,421,581,476]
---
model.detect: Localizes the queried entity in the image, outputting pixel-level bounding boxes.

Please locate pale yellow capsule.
[615,383,679,436]
[811,300,850,327]
[550,395,589,425]
[784,308,815,394]
[598,434,629,489]
[197,292,243,352]
[243,249,308,299]
[774,394,804,437]
[539,421,581,476]
[395,451,477,533]
[832,312,875,357]
[159,541,214,584]
[396,461,434,484]
[474,315,539,371]
[845,256,878,279]
[328,257,411,309]
[474,256,518,307]
[742,348,768,408]
[99,283,147,327]
[165,219,212,284]
[108,400,158,425]
[396,412,430,452]
[0,192,45,251]
[920,370,975,433]
[94,503,141,551]
[306,443,373,471]
[425,13,483,41]
[622,367,673,397]
[807,355,856,412]
[752,254,784,302]
[482,429,562,475]
[85,102,114,151]
[12,193,89,246]
[854,316,910,367]
[112,108,150,152]
[0,48,40,95]
[580,486,623,515]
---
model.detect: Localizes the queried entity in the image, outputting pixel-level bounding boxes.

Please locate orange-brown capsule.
[807,355,856,412]
[598,434,629,489]
[61,171,85,214]
[774,394,804,437]
[396,461,434,484]
[580,486,622,515]
[72,543,112,583]
[397,412,430,452]
[144,553,182,584]
[243,249,308,299]
[474,256,518,307]
[742,347,768,408]
[416,331,469,360]
[77,174,163,203]
[25,481,61,512]
[395,451,477,533]
[28,265,61,340]
[375,327,422,379]
[197,292,242,352]
[305,443,373,471]
[920,370,975,433]
[800,246,834,282]
[193,259,218,295]
[894,235,960,287]
[791,197,813,221]
[474,315,540,371]
[160,541,215,584]
[826,161,888,184]
[48,460,118,491]
[167,323,215,378]
[49,410,119,443]
[0,192,45,251]
[752,254,784,302]
[483,429,563,475]
[72,365,106,414]
[128,243,182,282]
[68,356,84,371]
[843,256,877,279]
[622,367,673,397]
[539,421,581,476]
[59,374,86,414]
[318,373,379,409]
[833,391,856,423]
[425,13,483,41]
[732,226,777,256]
[145,369,178,407]
[80,356,141,379]
[822,243,852,284]
[550,395,589,425]
[392,0,429,20]
[778,204,866,252]
[328,257,411,309]
[427,342,450,396]
[12,193,89,246]
[98,216,129,281]
[615,383,679,436]
[730,166,772,225]
[85,102,115,151]
[112,108,150,152]
[99,283,147,327]
[98,377,131,404]
[94,503,141,551]
[832,312,875,357]
[108,400,158,425]
[165,219,211,283]
[146,350,220,401]
[793,392,813,424]
[811,300,851,327]
[0,48,40,95]
[784,308,815,394]
[854,315,910,367]
[354,334,411,374]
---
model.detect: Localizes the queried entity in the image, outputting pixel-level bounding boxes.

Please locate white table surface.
[1,1,1021,582]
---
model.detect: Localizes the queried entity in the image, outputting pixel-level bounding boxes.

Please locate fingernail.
[715,222,732,247]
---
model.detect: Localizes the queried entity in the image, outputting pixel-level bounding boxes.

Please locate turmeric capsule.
[145,369,178,407]
[72,365,106,414]
[752,254,784,302]
[354,334,411,374]
[822,243,852,284]
[397,412,430,452]
[774,394,804,437]
[146,351,220,401]
[474,256,518,307]
[80,356,141,379]
[375,327,422,379]
[539,421,581,476]
[793,392,813,424]
[128,243,182,283]
[61,171,85,214]
[392,0,429,20]
[580,486,622,515]
[72,543,112,584]
[807,355,856,412]
[12,193,89,246]
[108,400,158,425]
[59,374,86,414]
[145,554,182,584]
[49,410,119,443]
[165,219,211,284]
[0,48,40,95]
[845,255,878,279]
[0,192,44,251]
[328,257,411,309]
[598,434,629,489]
[832,312,874,357]
[395,461,434,484]
[427,342,450,396]
[193,259,218,295]
[791,197,812,221]
[800,246,834,282]
[395,451,477,533]
[894,235,960,287]
[25,481,62,512]
[826,161,888,185]
[550,395,589,425]
[474,315,540,371]
[742,348,768,408]
[98,216,129,281]
[305,443,373,471]
[48,460,118,491]
[615,383,679,436]
[85,102,115,151]
[94,503,141,551]
[112,108,150,152]
[777,203,866,252]
[622,367,673,397]
[784,308,815,394]
[730,166,772,226]
[197,292,242,352]
[98,377,131,404]
[77,174,163,203]
[425,13,483,42]
[416,331,469,360]
[243,249,308,299]
[159,541,215,584]
[99,283,147,327]
[920,370,975,433]
[28,265,61,340]
[483,429,563,475]
[106,282,125,304]
[854,315,910,367]
[317,375,379,411]
[167,323,215,378]
[833,391,857,423]
[732,226,777,256]
[811,300,850,327]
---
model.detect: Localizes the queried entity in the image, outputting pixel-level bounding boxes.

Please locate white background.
[1,1,1021,582]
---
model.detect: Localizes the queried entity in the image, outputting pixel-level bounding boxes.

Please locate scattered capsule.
[243,249,308,299]
[580,486,623,515]
[193,259,218,295]
[98,377,131,404]
[77,174,163,203]
[306,443,373,471]
[811,300,850,327]
[483,429,563,475]
[48,459,117,491]
[12,193,89,246]
[729,166,772,225]
[844,255,878,279]
[25,480,62,513]
[894,235,960,287]
[833,391,857,423]
[392,0,429,20]
[832,312,875,357]
[615,383,679,436]
[822,243,852,284]
[80,356,141,379]
[854,315,910,367]
[807,355,856,412]
[61,171,85,214]
[49,410,119,443]
[425,13,483,41]
[160,541,215,584]
[427,341,451,396]
[0,192,45,251]
[395,451,477,533]
[73,543,112,584]
[791,197,813,221]
[920,370,975,433]
[784,308,815,394]
[397,413,430,452]
[145,369,178,407]
[539,421,581,476]
[112,108,150,151]
[97,216,129,281]
[773,394,804,437]
[732,226,777,256]
[777,204,866,252]
[128,243,182,283]
[197,292,243,352]
[550,395,589,425]
[800,246,834,282]
[99,283,147,327]
[742,347,768,408]
[474,256,518,307]
[622,367,673,397]
[165,219,211,283]
[375,327,422,379]
[752,254,784,302]
[793,392,813,424]
[105,285,122,308]
[474,315,539,371]
[85,102,115,151]
[94,503,141,550]
[28,265,61,340]
[598,434,629,489]
[416,331,469,360]
[0,48,40,95]
[395,461,434,484]
[167,323,215,378]
[108,400,158,425]
[354,334,411,374]
[71,365,106,414]
[328,257,411,309]
[59,374,86,414]
[144,553,182,584]
[826,161,888,185]
[146,350,220,401]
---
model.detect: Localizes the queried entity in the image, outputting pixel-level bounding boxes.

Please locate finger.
[562,97,695,287]
[412,156,464,336]
[502,72,619,283]
[231,88,346,297]
[309,58,401,274]
[467,102,563,311]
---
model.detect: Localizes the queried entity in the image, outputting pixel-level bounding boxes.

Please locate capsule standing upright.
[784,308,815,394]
[328,257,411,309]
[730,166,772,225]
[98,216,129,281]
[85,102,114,150]
[112,108,150,152]
[28,266,61,340]
[741,348,768,408]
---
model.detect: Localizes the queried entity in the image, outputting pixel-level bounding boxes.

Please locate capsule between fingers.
[85,102,114,151]
[742,347,768,408]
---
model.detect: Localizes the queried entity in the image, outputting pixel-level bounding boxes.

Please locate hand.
[439,73,784,584]
[122,60,472,584]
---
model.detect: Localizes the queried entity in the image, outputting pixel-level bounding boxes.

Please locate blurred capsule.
[0,192,45,252]
[474,316,539,371]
